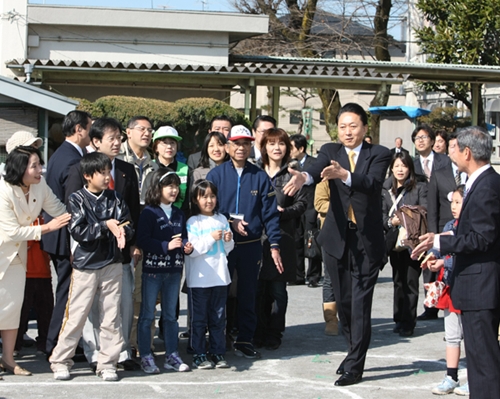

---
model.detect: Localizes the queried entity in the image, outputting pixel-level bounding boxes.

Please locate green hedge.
[76,96,249,155]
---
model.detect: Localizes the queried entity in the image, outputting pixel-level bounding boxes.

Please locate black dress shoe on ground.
[89,362,97,373]
[233,342,261,359]
[118,359,141,371]
[393,323,402,333]
[336,358,346,375]
[335,372,362,386]
[417,311,438,321]
[399,329,414,337]
[307,281,321,288]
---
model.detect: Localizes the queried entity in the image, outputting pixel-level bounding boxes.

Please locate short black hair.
[90,117,123,142]
[145,168,181,207]
[80,152,112,177]
[289,134,308,153]
[190,179,218,216]
[62,110,92,137]
[198,131,228,168]
[337,103,368,125]
[210,115,233,130]
[127,115,153,129]
[4,146,43,186]
[412,124,436,143]
[252,115,277,131]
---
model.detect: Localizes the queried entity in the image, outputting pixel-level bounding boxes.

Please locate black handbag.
[304,221,322,261]
[385,226,399,255]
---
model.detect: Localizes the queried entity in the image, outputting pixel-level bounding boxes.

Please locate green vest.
[174,161,189,209]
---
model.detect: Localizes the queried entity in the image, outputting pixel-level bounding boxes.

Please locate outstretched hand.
[320,160,349,182]
[411,233,435,260]
[283,168,306,196]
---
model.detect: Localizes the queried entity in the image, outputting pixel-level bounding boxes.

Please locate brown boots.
[323,302,339,336]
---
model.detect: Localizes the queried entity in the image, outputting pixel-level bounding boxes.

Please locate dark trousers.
[255,280,288,345]
[461,307,500,399]
[46,254,72,355]
[390,250,421,330]
[188,286,227,356]
[15,278,54,352]
[296,215,322,283]
[227,241,262,343]
[322,249,335,303]
[323,228,380,375]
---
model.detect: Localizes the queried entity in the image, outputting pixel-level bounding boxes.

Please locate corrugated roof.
[6,56,500,89]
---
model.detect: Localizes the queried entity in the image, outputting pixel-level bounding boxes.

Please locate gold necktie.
[347,151,356,224]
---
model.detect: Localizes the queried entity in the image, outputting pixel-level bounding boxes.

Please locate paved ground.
[0,265,465,399]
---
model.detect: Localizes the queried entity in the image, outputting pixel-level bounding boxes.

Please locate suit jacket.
[187,151,202,170]
[0,177,67,279]
[427,164,456,233]
[390,147,409,156]
[413,151,451,177]
[301,155,319,222]
[41,141,83,256]
[305,142,392,265]
[441,167,500,311]
[64,158,140,264]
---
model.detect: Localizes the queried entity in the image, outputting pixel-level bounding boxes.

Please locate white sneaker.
[53,368,70,380]
[164,351,190,372]
[98,369,118,381]
[454,382,470,396]
[432,375,459,395]
[140,354,160,374]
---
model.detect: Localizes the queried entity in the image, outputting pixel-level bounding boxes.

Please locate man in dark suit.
[248,115,276,164]
[64,117,141,371]
[412,126,500,399]
[412,124,451,179]
[289,134,321,287]
[389,137,409,156]
[44,110,92,356]
[284,103,392,386]
[427,133,467,234]
[411,124,451,320]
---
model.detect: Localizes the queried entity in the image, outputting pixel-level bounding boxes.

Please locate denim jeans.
[138,272,181,357]
[188,286,227,355]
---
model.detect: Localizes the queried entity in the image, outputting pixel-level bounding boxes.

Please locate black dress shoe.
[89,362,97,373]
[335,372,362,386]
[399,329,414,337]
[336,358,346,375]
[118,359,141,371]
[417,311,438,320]
[307,281,321,288]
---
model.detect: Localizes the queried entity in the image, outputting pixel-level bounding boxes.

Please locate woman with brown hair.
[254,128,308,350]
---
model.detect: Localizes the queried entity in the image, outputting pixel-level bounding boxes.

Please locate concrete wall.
[0,0,29,78]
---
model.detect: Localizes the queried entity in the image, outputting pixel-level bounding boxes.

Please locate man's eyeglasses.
[414,135,430,141]
[132,126,153,134]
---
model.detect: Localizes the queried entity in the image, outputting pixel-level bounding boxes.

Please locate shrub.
[91,96,175,128]
[168,97,249,154]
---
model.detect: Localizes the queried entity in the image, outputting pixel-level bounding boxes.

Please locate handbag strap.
[388,188,406,217]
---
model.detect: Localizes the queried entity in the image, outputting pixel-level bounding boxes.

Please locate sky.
[28,0,235,12]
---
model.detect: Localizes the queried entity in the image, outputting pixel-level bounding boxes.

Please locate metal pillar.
[471,83,480,126]
[271,86,280,121]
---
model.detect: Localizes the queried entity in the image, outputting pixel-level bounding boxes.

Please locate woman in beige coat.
[0,146,70,378]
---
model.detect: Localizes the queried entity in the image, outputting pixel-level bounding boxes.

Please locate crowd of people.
[0,105,498,398]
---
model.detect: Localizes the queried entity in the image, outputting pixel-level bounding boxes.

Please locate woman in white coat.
[0,146,70,377]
